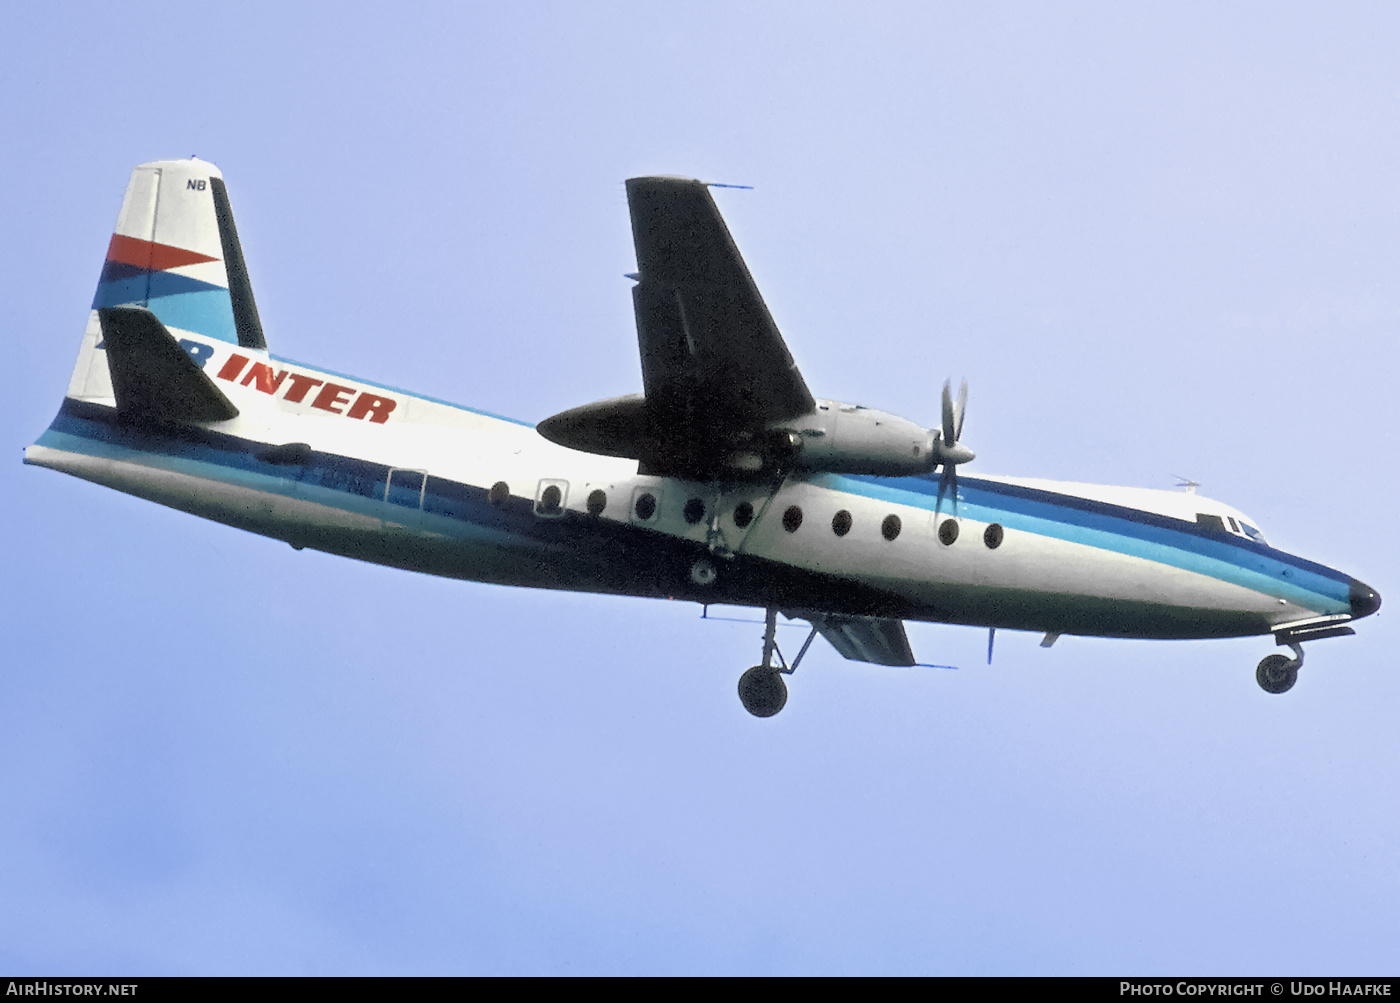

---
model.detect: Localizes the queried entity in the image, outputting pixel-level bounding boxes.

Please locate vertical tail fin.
[93,159,264,348]
[69,158,266,403]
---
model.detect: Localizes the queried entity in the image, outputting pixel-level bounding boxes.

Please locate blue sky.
[3,1,1398,974]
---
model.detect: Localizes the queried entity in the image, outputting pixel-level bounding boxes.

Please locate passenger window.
[832,510,852,537]
[535,480,567,517]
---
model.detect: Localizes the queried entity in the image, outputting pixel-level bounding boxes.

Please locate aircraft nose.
[1350,578,1382,620]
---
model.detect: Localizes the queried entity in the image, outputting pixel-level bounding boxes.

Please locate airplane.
[24,158,1381,717]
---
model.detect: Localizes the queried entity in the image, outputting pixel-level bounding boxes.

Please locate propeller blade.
[954,379,968,441]
[935,377,972,475]
[936,464,958,519]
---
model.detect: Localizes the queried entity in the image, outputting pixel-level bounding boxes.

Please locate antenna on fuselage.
[1172,475,1200,494]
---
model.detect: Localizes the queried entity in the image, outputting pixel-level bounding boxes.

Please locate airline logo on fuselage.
[206,349,398,423]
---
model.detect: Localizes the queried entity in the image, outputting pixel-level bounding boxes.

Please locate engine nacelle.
[539,395,950,479]
[773,400,938,477]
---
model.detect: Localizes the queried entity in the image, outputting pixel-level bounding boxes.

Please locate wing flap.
[806,613,917,667]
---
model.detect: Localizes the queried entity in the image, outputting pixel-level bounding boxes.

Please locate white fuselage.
[27,325,1357,643]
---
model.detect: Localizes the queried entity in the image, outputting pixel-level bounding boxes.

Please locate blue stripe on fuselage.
[820,472,1350,613]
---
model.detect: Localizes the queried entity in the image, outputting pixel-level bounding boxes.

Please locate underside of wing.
[539,177,815,478]
[628,176,814,436]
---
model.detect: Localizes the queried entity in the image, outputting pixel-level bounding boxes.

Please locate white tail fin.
[69,159,265,401]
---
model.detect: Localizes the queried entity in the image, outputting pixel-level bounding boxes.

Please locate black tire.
[738,666,788,717]
[1256,653,1298,694]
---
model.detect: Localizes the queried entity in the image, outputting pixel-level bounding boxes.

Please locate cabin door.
[382,467,428,529]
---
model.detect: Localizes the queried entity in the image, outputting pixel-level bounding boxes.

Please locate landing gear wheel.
[1256,653,1298,694]
[738,666,787,717]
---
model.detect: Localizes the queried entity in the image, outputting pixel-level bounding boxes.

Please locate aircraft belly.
[26,442,379,539]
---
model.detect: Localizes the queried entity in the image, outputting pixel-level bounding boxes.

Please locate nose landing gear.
[737,608,819,717]
[1256,642,1304,694]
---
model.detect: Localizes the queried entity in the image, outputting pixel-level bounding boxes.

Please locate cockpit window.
[1240,522,1267,545]
[1199,511,1268,544]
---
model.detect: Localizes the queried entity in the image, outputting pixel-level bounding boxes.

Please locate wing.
[626,176,815,475]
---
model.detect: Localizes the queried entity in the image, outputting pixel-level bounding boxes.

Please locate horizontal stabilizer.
[806,613,916,666]
[98,306,239,425]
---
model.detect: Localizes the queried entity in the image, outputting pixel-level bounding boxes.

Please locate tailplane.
[98,306,239,425]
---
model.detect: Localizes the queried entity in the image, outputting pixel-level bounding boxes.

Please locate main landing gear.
[1256,642,1304,694]
[738,609,820,717]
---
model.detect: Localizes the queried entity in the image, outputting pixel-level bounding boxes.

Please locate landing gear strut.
[737,608,819,718]
[1256,642,1304,694]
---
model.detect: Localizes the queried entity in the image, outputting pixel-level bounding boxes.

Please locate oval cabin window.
[832,510,852,537]
[537,484,562,515]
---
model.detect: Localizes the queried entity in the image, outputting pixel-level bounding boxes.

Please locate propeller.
[932,378,974,518]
